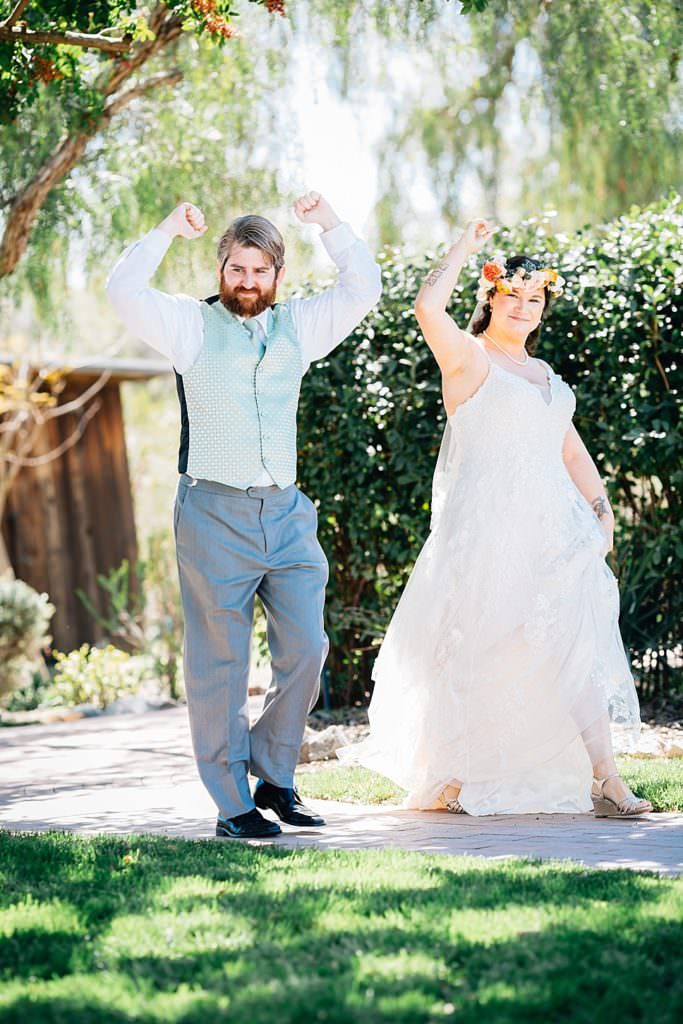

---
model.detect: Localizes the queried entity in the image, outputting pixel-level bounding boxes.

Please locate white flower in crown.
[546,272,565,294]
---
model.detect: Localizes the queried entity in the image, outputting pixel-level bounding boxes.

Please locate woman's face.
[488,286,546,339]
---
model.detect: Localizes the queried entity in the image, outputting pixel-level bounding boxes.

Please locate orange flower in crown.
[476,255,565,303]
[482,259,506,282]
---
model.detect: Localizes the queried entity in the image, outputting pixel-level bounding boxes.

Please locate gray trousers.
[174,474,329,819]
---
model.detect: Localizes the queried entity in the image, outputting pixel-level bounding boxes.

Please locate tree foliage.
[373,0,683,242]
[0,1,287,282]
[297,192,683,705]
[0,0,446,309]
[2,0,680,305]
[0,0,285,121]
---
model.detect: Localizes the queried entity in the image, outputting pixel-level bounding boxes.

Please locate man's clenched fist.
[159,202,208,240]
[293,192,340,232]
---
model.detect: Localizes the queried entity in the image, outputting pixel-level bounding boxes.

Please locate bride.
[343,219,651,818]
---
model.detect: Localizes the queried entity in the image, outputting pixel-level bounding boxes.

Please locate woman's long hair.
[469,255,555,355]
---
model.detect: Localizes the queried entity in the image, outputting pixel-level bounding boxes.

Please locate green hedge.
[297,194,682,706]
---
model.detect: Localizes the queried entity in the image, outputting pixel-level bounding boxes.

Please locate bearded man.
[107,192,381,838]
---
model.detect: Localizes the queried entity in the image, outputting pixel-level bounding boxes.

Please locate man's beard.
[219,279,277,318]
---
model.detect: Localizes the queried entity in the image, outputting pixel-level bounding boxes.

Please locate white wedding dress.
[342,356,641,815]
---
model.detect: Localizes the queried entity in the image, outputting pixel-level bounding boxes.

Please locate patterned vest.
[175,298,303,488]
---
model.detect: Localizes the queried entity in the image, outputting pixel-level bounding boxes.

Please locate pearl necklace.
[482,330,529,366]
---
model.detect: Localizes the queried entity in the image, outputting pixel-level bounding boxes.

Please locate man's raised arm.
[287,192,382,371]
[106,203,207,373]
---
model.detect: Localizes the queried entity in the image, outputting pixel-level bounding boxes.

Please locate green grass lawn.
[295,757,683,812]
[0,831,681,1024]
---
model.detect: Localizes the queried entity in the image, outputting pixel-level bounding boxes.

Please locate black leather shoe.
[254,780,326,826]
[215,808,281,839]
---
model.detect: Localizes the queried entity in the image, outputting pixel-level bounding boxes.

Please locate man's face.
[218,243,285,318]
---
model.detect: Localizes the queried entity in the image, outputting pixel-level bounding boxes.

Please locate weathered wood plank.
[1,379,141,652]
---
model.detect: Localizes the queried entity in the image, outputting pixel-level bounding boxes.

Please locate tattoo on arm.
[591,496,609,520]
[424,262,450,287]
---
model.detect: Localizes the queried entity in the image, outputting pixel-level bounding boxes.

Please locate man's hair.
[217,215,285,275]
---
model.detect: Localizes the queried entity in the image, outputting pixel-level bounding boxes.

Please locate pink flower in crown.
[527,269,547,291]
[508,271,526,290]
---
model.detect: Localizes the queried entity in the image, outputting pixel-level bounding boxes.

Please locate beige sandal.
[591,773,652,818]
[437,788,466,814]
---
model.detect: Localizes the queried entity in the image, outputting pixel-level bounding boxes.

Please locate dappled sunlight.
[0,832,682,1022]
[0,898,81,937]
[100,908,257,961]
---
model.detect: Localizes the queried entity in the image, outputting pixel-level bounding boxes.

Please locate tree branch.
[0,132,92,277]
[0,25,132,52]
[104,69,183,120]
[99,4,184,99]
[43,370,111,418]
[0,3,184,279]
[1,0,31,29]
[6,397,102,466]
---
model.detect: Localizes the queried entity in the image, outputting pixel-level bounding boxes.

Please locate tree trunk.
[0,4,183,279]
[0,133,91,278]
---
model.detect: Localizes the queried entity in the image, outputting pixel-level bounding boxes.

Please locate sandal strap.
[592,775,652,814]
[592,772,619,794]
[438,789,466,814]
[616,794,650,814]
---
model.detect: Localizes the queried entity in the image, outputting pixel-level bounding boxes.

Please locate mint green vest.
[181,301,303,489]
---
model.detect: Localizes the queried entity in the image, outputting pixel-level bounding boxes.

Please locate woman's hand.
[590,495,614,555]
[459,218,496,256]
[601,517,615,555]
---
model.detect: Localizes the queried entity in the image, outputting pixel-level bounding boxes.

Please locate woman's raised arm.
[414,219,495,377]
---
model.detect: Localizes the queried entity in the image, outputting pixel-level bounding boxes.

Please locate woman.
[344,219,651,818]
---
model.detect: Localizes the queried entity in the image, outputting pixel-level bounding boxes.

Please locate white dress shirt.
[107,223,381,487]
[107,223,381,375]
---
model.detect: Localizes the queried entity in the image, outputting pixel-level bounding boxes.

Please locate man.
[107,192,381,838]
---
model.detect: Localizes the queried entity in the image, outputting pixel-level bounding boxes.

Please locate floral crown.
[476,255,565,303]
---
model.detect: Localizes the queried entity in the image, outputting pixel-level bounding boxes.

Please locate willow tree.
[0,0,290,287]
[0,0,453,309]
[369,0,683,241]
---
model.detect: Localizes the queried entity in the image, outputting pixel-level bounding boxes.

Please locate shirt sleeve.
[287,222,382,373]
[106,228,204,373]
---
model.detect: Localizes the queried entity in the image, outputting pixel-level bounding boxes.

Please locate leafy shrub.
[77,560,145,650]
[2,669,57,712]
[0,577,55,701]
[52,644,146,710]
[297,193,682,704]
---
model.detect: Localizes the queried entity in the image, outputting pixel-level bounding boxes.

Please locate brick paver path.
[1,707,681,876]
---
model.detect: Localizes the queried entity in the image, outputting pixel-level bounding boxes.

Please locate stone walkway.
[1,707,681,876]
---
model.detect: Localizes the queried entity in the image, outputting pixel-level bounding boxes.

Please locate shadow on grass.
[0,831,681,1024]
[0,829,669,907]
